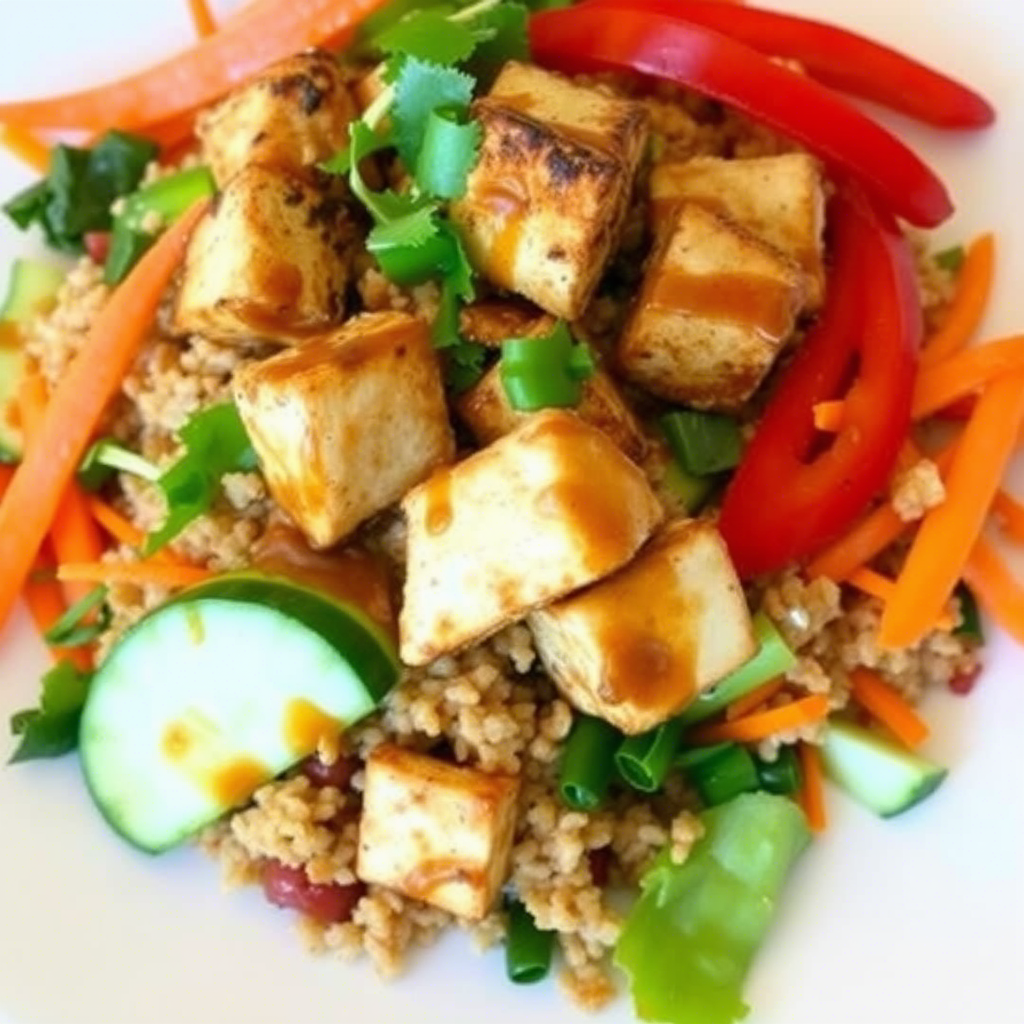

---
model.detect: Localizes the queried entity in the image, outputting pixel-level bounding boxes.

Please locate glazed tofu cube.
[618,202,806,410]
[399,410,663,666]
[197,50,357,186]
[450,62,648,320]
[459,299,555,348]
[357,745,519,920]
[651,155,826,307]
[233,312,454,548]
[529,520,756,734]
[174,164,350,344]
[457,364,647,463]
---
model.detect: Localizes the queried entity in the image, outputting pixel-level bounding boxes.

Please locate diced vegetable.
[661,410,741,476]
[756,746,802,796]
[80,572,401,852]
[615,718,684,793]
[954,582,983,642]
[558,714,619,811]
[77,437,160,491]
[820,719,946,818]
[500,323,596,412]
[615,792,810,1024]
[661,458,714,515]
[505,900,555,985]
[687,743,760,807]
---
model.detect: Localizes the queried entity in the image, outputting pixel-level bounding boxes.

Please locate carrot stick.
[187,0,218,38]
[0,200,207,632]
[964,537,1024,647]
[22,546,93,672]
[0,0,388,132]
[879,372,1024,649]
[913,335,1024,420]
[847,567,955,631]
[0,124,50,173]
[0,463,12,499]
[57,561,212,588]
[725,677,786,721]
[85,495,146,549]
[798,742,827,832]
[921,233,995,366]
[688,694,830,745]
[50,484,106,607]
[848,668,929,748]
[991,490,1024,545]
[812,399,846,432]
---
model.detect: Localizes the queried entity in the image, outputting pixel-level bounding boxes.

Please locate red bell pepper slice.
[528,5,953,227]
[580,0,994,130]
[717,188,921,578]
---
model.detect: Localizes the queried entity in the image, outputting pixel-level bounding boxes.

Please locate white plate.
[0,2,1022,1022]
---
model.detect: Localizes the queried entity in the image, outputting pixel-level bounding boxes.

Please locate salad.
[0,1,1019,1022]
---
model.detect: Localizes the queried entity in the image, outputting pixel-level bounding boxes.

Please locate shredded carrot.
[847,568,955,631]
[57,560,213,589]
[0,0,388,132]
[879,372,1024,649]
[0,463,12,499]
[688,694,830,745]
[812,399,846,433]
[964,537,1024,647]
[22,545,93,672]
[50,484,107,607]
[848,668,929,748]
[85,495,146,549]
[913,335,1024,420]
[992,490,1024,545]
[0,200,208,632]
[725,677,786,721]
[0,124,50,173]
[921,233,995,365]
[798,742,827,832]
[187,0,218,38]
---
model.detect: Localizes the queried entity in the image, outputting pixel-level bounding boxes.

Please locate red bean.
[261,860,365,924]
[588,848,612,888]
[949,664,982,696]
[300,753,356,790]
[83,231,110,264]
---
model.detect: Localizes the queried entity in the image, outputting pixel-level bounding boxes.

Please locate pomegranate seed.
[261,860,365,924]
[300,753,356,790]
[949,665,982,696]
[84,231,110,263]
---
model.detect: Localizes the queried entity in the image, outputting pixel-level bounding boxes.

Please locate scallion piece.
[674,742,733,772]
[679,612,795,726]
[662,457,715,514]
[615,717,684,793]
[43,585,109,648]
[499,322,595,412]
[688,743,760,807]
[661,409,742,476]
[756,746,802,796]
[953,581,983,642]
[934,244,966,273]
[505,901,554,985]
[78,438,160,492]
[558,714,619,811]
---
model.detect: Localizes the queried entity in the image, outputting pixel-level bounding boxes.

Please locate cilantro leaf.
[144,403,257,555]
[416,108,482,199]
[368,205,441,251]
[9,660,92,763]
[935,244,965,273]
[347,121,432,225]
[463,3,530,83]
[391,58,475,170]
[445,340,488,393]
[377,10,479,66]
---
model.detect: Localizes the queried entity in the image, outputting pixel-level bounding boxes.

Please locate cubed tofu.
[651,155,826,308]
[459,299,555,348]
[233,312,454,548]
[174,163,350,344]
[618,202,806,411]
[357,745,519,920]
[450,62,648,320]
[196,50,357,185]
[400,410,663,666]
[457,364,647,463]
[529,519,756,734]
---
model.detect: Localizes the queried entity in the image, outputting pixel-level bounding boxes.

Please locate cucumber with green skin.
[80,572,401,853]
[821,719,947,818]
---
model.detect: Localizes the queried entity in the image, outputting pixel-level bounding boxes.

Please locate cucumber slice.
[821,719,947,818]
[0,258,64,322]
[0,339,24,462]
[80,572,401,853]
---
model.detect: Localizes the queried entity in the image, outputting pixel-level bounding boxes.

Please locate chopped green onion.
[559,714,619,811]
[674,742,734,772]
[756,746,802,796]
[78,438,161,492]
[500,321,595,412]
[615,717,684,793]
[43,586,109,648]
[680,612,795,726]
[505,900,554,985]
[688,743,760,807]
[934,245,965,273]
[953,581,983,642]
[661,409,742,476]
[662,458,715,514]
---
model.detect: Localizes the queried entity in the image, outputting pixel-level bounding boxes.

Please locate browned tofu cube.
[530,520,756,734]
[233,312,454,548]
[399,410,664,666]
[618,202,806,410]
[450,62,647,320]
[459,299,556,348]
[357,745,519,921]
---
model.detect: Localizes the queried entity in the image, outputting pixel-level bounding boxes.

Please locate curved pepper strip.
[580,0,994,129]
[717,188,921,578]
[528,5,953,227]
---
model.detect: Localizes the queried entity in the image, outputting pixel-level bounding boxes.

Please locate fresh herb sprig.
[9,660,92,763]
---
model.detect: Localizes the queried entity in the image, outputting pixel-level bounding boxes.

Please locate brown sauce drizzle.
[477,179,529,287]
[401,858,487,901]
[422,470,454,537]
[282,698,341,757]
[207,757,271,807]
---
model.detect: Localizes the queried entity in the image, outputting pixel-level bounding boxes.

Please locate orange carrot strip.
[187,0,218,38]
[0,0,388,132]
[0,124,50,173]
[879,372,1024,649]
[725,677,786,721]
[688,694,830,745]
[847,567,954,631]
[798,742,827,832]
[912,335,1024,419]
[85,495,146,549]
[812,399,846,432]
[0,200,208,631]
[848,668,929,748]
[921,233,995,366]
[22,546,93,672]
[57,561,212,588]
[992,490,1024,545]
[964,537,1024,646]
[0,463,13,499]
[50,484,107,606]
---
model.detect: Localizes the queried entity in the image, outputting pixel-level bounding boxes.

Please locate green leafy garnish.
[9,660,92,763]
[463,2,530,82]
[416,108,482,199]
[43,586,110,648]
[145,403,257,555]
[615,792,810,1024]
[391,58,476,170]
[375,9,480,66]
[935,245,966,273]
[500,322,596,411]
[444,339,488,393]
[78,437,161,492]
[3,131,157,254]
